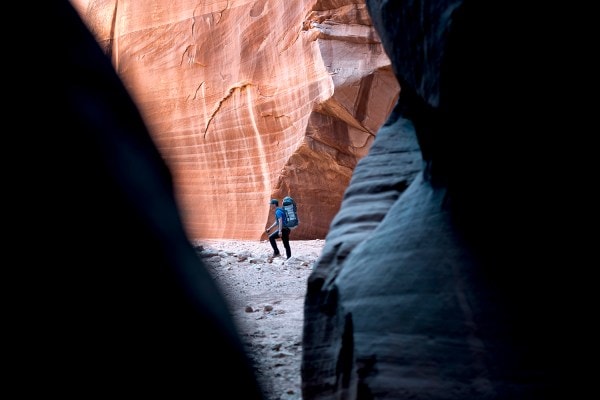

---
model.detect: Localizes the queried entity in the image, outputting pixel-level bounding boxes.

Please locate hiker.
[266,199,291,259]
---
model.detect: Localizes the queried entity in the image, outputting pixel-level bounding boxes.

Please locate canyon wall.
[70,0,397,240]
[302,0,581,398]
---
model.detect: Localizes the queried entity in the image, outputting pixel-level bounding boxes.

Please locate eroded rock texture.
[303,1,579,399]
[70,0,397,240]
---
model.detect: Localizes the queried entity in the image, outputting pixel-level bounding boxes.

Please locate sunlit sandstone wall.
[70,0,398,240]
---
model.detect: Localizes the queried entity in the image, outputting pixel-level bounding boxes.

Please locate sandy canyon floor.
[193,239,326,400]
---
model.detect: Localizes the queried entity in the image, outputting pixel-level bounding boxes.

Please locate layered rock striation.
[303,1,581,399]
[70,0,397,240]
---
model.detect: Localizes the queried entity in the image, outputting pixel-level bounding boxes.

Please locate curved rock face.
[303,1,579,399]
[12,3,265,397]
[70,0,398,240]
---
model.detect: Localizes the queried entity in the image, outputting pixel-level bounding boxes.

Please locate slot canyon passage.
[15,2,584,400]
[194,239,325,400]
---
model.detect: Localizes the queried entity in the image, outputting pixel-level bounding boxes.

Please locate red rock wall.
[70,0,398,240]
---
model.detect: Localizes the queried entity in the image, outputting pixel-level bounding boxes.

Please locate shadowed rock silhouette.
[9,2,265,397]
[303,1,582,399]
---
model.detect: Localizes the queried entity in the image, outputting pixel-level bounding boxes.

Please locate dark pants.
[269,228,291,258]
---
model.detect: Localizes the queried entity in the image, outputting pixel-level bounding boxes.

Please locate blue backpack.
[282,196,299,229]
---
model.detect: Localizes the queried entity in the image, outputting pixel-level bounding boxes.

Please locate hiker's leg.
[282,229,291,259]
[268,231,280,255]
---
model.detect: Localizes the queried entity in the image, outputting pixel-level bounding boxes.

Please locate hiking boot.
[273,251,280,257]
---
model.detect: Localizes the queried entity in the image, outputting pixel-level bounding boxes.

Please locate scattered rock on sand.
[194,239,325,400]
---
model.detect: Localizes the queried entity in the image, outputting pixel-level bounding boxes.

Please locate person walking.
[266,199,291,259]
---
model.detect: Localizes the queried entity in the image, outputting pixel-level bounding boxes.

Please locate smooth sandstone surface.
[70,0,398,240]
